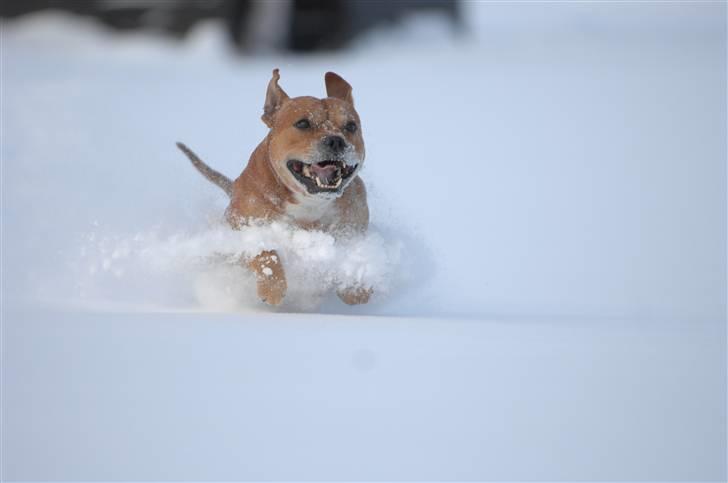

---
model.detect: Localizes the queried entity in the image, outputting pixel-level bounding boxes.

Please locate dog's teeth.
[315,177,323,188]
[335,178,342,188]
[303,165,311,177]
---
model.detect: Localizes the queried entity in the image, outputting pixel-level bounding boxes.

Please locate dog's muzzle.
[287,159,358,194]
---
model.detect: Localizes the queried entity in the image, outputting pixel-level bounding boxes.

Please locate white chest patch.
[285,194,340,226]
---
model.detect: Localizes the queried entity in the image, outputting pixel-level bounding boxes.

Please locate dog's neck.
[257,135,290,198]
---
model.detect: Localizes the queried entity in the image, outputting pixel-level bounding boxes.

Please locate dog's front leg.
[247,250,287,306]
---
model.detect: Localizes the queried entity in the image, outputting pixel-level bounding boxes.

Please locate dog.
[177,69,370,306]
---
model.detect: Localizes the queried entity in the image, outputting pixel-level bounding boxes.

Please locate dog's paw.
[257,276,287,306]
[337,286,373,305]
[248,250,287,306]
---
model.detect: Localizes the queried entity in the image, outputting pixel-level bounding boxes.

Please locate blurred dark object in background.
[0,0,462,52]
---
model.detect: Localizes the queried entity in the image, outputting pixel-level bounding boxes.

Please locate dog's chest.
[284,195,340,228]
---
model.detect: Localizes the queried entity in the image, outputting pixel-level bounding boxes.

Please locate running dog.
[177,69,370,306]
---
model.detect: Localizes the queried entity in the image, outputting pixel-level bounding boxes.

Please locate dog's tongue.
[311,163,339,184]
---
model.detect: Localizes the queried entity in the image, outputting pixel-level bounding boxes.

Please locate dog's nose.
[322,135,346,154]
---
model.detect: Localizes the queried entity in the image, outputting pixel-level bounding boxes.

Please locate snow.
[1,2,726,480]
[72,221,402,312]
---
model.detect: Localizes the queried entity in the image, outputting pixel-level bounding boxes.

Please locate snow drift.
[2,2,725,480]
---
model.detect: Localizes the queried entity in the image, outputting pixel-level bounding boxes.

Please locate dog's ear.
[325,72,354,106]
[262,68,289,128]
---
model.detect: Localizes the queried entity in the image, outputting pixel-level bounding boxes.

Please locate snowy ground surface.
[2,2,726,480]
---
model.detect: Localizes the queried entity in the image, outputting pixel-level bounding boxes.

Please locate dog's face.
[261,70,365,199]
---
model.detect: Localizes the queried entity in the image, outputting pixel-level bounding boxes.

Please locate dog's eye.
[344,121,358,133]
[294,119,311,129]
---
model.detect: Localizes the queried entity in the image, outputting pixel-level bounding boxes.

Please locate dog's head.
[261,69,365,199]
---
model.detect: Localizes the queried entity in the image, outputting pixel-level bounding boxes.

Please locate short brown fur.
[178,69,370,306]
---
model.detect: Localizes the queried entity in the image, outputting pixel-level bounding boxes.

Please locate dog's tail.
[176,142,233,197]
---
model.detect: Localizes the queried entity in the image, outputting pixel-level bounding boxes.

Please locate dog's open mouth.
[287,159,357,193]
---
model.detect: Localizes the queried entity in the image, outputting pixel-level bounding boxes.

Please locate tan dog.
[177,69,370,306]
